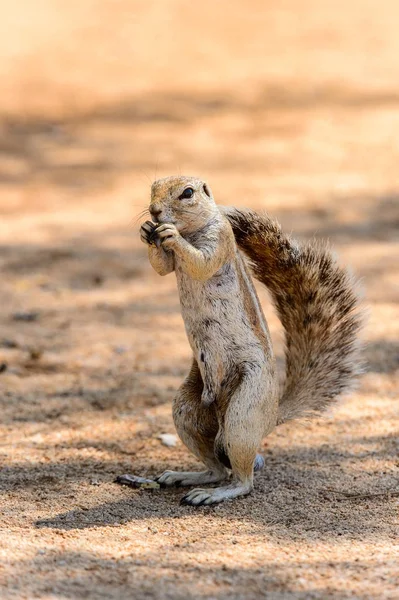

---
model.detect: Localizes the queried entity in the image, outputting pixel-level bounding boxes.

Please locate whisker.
[131,208,151,227]
[138,169,152,185]
[132,208,149,217]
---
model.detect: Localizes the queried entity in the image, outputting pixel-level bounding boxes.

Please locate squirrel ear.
[203,183,211,197]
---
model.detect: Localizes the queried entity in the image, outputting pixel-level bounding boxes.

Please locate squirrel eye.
[179,187,194,200]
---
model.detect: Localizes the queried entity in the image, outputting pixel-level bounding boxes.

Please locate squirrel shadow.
[32,429,398,541]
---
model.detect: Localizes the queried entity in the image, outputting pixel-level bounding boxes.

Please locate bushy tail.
[224,207,363,425]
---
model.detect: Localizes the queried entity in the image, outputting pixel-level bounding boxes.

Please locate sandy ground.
[0,1,399,598]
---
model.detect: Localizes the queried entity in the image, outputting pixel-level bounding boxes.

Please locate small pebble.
[158,433,178,447]
[0,362,8,374]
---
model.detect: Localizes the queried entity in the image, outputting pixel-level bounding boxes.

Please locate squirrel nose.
[150,206,163,221]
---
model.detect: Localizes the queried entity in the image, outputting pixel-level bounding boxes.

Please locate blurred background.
[2,0,399,211]
[1,2,398,598]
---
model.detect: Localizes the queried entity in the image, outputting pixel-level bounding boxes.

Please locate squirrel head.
[149,176,218,234]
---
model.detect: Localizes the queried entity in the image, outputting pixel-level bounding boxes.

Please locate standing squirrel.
[138,176,362,506]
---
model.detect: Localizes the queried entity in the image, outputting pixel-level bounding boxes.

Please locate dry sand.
[0,2,398,598]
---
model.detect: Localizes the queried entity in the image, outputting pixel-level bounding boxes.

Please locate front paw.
[140,220,159,246]
[155,223,180,249]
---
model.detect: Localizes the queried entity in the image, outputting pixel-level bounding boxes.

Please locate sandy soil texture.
[0,2,398,598]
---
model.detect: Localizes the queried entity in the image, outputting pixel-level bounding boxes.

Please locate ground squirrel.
[138,176,362,506]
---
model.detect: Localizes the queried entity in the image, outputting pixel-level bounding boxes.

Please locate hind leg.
[156,361,228,487]
[181,366,277,505]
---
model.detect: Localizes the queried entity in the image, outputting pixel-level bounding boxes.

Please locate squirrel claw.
[154,479,167,489]
[179,489,214,507]
[180,482,253,506]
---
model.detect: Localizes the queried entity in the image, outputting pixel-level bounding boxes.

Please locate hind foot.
[155,468,227,488]
[180,481,253,506]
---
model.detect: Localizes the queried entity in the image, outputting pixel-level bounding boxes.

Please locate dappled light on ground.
[1,2,398,598]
